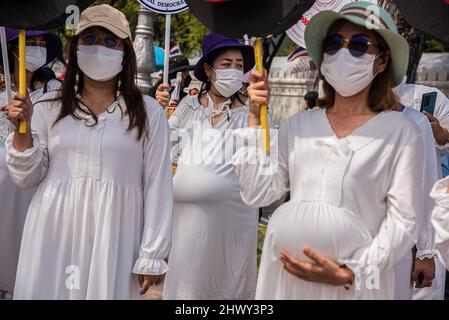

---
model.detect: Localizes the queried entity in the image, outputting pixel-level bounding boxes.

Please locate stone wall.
[416,53,449,97]
[268,68,318,126]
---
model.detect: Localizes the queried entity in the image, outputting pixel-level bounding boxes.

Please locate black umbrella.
[0,0,94,133]
[393,0,449,45]
[184,0,315,153]
[184,0,315,38]
[0,0,94,29]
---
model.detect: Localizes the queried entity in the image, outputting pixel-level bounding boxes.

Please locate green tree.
[154,10,209,57]
[423,36,448,53]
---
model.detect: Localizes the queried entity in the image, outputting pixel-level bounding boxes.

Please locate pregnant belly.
[266,201,372,261]
[173,164,236,203]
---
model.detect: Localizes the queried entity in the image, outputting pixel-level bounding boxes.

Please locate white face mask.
[211,68,243,98]
[77,45,123,81]
[23,46,47,72]
[320,48,381,97]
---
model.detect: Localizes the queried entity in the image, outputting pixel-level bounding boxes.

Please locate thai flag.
[169,43,182,57]
[287,46,308,62]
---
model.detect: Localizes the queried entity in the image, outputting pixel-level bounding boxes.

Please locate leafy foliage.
[257,224,267,271]
[423,36,448,53]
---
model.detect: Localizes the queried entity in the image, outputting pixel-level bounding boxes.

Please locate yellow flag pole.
[18,29,27,134]
[253,38,270,154]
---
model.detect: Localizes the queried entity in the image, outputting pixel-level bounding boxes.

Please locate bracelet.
[339,264,355,290]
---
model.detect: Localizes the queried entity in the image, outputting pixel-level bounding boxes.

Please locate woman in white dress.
[392,106,439,300]
[0,28,61,299]
[395,82,449,300]
[2,5,173,299]
[430,177,449,270]
[159,32,259,299]
[232,2,424,299]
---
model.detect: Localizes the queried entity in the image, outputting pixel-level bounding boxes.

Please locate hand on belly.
[280,247,355,287]
[267,201,371,262]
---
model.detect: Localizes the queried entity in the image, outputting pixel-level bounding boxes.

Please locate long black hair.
[45,35,148,140]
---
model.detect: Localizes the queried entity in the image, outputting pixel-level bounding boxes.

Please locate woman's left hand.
[412,257,435,288]
[137,274,164,295]
[280,247,354,287]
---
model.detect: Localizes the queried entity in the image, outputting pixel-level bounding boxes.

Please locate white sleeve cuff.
[416,249,437,260]
[5,132,39,156]
[132,257,168,275]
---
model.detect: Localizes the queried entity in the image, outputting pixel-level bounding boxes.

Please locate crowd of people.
[1,2,449,300]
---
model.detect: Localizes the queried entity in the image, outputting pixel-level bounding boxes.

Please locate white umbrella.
[0,27,12,103]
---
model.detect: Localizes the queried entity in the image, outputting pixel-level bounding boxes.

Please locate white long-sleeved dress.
[393,107,439,300]
[0,86,61,297]
[430,176,449,270]
[232,107,424,299]
[162,95,259,300]
[5,92,173,299]
[397,84,449,300]
[0,93,34,298]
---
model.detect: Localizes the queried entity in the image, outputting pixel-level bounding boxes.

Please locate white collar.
[310,107,405,152]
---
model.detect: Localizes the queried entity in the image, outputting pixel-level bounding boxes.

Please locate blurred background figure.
[395,79,449,300]
[29,65,57,91]
[152,54,194,107]
[29,66,61,102]
[304,90,318,110]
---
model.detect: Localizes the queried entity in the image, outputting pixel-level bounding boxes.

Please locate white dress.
[393,107,439,300]
[232,107,424,299]
[397,84,449,300]
[0,93,34,298]
[0,86,59,297]
[430,176,449,270]
[5,92,173,299]
[162,95,259,300]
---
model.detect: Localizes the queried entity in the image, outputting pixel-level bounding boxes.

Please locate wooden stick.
[253,38,270,153]
[18,29,26,134]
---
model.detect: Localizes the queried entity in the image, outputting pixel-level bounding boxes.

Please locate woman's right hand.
[156,83,171,108]
[1,92,34,151]
[1,92,33,130]
[247,70,269,127]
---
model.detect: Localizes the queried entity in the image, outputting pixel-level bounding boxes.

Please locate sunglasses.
[323,34,382,57]
[80,33,121,49]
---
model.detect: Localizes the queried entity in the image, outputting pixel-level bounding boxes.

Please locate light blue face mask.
[24,46,47,72]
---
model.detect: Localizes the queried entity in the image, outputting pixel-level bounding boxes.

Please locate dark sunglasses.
[80,33,121,49]
[323,34,382,57]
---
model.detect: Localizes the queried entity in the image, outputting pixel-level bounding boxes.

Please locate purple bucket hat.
[1,28,62,65]
[194,32,255,82]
